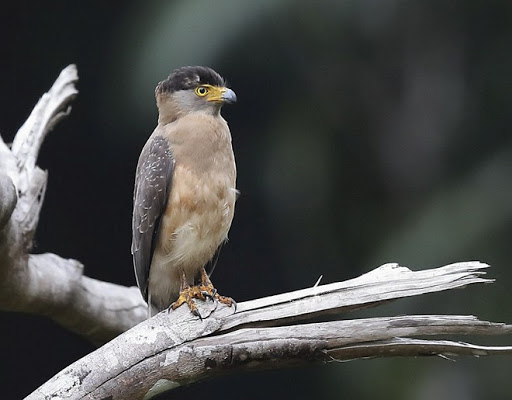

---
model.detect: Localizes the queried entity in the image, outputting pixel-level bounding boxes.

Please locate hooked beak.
[221,88,237,104]
[207,87,237,104]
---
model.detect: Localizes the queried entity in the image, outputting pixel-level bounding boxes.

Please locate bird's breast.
[157,156,237,271]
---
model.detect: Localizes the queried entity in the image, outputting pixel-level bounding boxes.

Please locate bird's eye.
[195,86,209,97]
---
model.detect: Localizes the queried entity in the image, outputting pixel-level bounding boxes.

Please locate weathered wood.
[25,262,512,400]
[0,65,147,344]
[221,261,491,330]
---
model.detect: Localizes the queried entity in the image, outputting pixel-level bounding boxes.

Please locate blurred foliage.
[1,1,512,399]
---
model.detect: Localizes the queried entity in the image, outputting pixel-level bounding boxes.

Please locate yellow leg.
[197,267,234,307]
[170,268,235,317]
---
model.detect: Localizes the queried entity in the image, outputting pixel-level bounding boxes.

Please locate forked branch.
[26,262,512,400]
[0,65,146,344]
[0,66,511,400]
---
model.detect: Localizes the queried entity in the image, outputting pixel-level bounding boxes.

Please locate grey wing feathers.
[131,135,174,301]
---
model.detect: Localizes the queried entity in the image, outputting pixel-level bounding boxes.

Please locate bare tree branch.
[25,261,512,400]
[0,65,147,344]
[2,66,511,400]
[220,261,493,330]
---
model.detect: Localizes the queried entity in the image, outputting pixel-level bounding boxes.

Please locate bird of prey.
[132,66,237,318]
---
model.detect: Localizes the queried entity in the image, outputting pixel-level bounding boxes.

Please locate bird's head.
[155,66,236,123]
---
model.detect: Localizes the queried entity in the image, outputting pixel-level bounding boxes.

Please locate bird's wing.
[132,135,174,301]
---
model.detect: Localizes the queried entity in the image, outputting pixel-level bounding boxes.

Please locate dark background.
[2,1,512,399]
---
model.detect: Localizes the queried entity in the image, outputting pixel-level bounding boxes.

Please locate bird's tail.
[147,294,160,318]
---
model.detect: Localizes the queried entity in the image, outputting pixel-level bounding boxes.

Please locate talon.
[168,267,235,316]
[200,290,215,301]
[192,307,203,320]
[170,286,202,317]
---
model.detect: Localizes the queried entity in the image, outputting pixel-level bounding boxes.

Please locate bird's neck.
[157,98,182,125]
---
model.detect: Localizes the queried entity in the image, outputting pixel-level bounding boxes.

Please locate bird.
[131,66,237,318]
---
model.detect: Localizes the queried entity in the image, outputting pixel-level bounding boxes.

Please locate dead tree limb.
[1,66,511,400]
[0,65,147,344]
[25,261,512,400]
